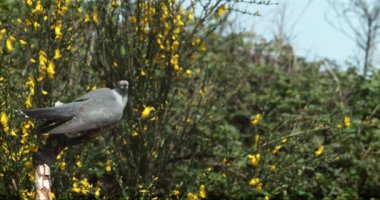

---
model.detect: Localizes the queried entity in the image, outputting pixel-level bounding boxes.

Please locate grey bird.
[23,80,129,136]
[23,80,129,165]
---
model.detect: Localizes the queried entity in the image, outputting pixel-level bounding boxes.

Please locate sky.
[236,0,356,65]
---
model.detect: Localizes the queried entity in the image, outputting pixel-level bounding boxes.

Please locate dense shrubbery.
[0,0,380,199]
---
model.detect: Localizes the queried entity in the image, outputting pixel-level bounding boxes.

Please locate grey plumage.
[23,80,129,136]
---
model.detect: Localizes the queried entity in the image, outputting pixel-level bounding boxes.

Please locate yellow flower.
[25,95,33,108]
[19,39,28,45]
[200,43,207,51]
[41,90,48,95]
[256,183,262,190]
[251,113,262,125]
[10,130,17,137]
[270,165,276,171]
[33,21,40,30]
[272,145,282,154]
[188,11,194,20]
[131,131,139,137]
[54,49,62,60]
[185,69,192,77]
[0,28,6,35]
[187,192,198,200]
[6,36,15,52]
[47,61,55,79]
[129,15,137,24]
[55,23,62,40]
[315,145,324,156]
[32,1,44,15]
[199,88,205,96]
[93,11,100,24]
[247,153,260,167]
[199,184,206,198]
[139,189,148,193]
[192,38,201,46]
[337,124,342,129]
[39,50,47,65]
[141,106,155,119]
[254,134,260,147]
[172,40,180,51]
[344,116,351,127]
[94,187,101,198]
[105,160,112,172]
[76,160,82,168]
[217,4,226,16]
[173,190,180,196]
[72,183,81,193]
[1,112,9,134]
[50,192,55,199]
[281,138,288,143]
[27,0,33,6]
[249,177,260,186]
[59,162,66,171]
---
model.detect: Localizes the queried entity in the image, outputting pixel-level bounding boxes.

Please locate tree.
[327,0,380,76]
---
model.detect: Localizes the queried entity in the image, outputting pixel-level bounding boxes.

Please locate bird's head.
[116,80,129,95]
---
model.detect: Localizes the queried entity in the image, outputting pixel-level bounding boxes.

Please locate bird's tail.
[22,105,77,120]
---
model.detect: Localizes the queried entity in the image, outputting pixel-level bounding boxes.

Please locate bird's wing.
[74,88,111,102]
[22,101,84,120]
[48,89,124,134]
[22,88,113,120]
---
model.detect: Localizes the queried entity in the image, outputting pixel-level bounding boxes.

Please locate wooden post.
[35,163,51,200]
[33,101,62,200]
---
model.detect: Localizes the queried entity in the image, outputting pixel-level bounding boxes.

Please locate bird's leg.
[33,134,69,166]
[67,124,116,146]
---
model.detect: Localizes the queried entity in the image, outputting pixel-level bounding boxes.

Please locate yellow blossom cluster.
[172,189,180,197]
[191,37,207,53]
[337,116,351,128]
[25,76,35,108]
[187,184,206,200]
[153,2,186,73]
[247,153,260,167]
[52,0,70,40]
[21,189,35,199]
[251,113,262,125]
[1,112,10,134]
[105,159,112,172]
[344,116,351,127]
[249,177,262,190]
[6,35,16,52]
[30,0,43,15]
[38,50,55,81]
[272,145,282,154]
[0,109,36,186]
[72,177,101,197]
[315,145,324,156]
[141,106,155,119]
[216,4,227,16]
[21,120,34,144]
